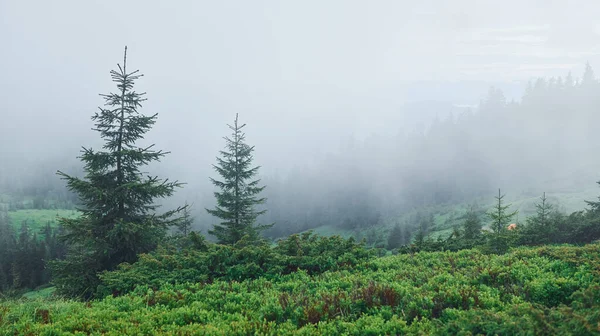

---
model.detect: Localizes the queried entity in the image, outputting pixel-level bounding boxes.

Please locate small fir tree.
[488,189,518,234]
[520,192,555,245]
[207,114,271,245]
[414,215,432,249]
[386,224,404,250]
[527,192,553,228]
[578,181,600,242]
[581,62,596,86]
[462,208,482,241]
[175,202,194,236]
[486,189,518,254]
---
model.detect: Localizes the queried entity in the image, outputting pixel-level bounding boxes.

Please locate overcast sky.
[2,0,600,177]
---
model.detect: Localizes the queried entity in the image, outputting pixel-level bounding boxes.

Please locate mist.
[3,0,600,238]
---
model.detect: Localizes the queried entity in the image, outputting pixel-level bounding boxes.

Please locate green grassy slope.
[21,287,56,300]
[7,209,79,232]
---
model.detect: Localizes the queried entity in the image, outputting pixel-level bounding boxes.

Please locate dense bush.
[98,232,374,297]
[2,243,599,335]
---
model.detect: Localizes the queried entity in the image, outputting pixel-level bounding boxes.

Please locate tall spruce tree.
[207,114,271,245]
[51,47,183,299]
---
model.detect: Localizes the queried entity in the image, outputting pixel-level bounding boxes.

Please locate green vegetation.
[290,187,600,247]
[307,225,355,238]
[3,49,600,334]
[2,243,599,335]
[51,47,185,300]
[484,189,519,254]
[97,232,371,297]
[0,193,76,213]
[0,212,66,292]
[21,287,56,300]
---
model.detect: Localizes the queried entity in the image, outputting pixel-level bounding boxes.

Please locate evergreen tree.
[585,181,600,214]
[462,208,482,241]
[402,224,412,246]
[582,62,596,85]
[51,47,183,299]
[486,189,518,254]
[0,211,16,291]
[175,202,194,236]
[580,181,600,242]
[11,222,32,289]
[386,223,404,250]
[207,114,271,245]
[414,215,432,249]
[39,222,66,283]
[520,193,556,245]
[530,193,552,226]
[28,233,46,288]
[488,189,518,234]
[565,71,574,87]
[414,228,425,248]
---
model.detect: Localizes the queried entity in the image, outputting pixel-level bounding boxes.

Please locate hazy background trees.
[3,67,600,240]
[254,70,600,238]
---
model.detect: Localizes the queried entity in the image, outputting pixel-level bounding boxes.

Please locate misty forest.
[3,2,600,335]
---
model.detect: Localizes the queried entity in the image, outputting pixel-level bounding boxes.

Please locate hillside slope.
[2,243,599,335]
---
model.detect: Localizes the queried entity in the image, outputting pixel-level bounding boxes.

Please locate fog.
[2,1,600,236]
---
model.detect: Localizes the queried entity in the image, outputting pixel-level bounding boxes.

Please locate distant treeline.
[2,51,600,298]
[0,212,66,293]
[262,65,600,237]
[0,164,79,211]
[388,190,600,255]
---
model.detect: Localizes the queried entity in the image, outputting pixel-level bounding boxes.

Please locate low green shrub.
[3,243,599,335]
[98,232,374,297]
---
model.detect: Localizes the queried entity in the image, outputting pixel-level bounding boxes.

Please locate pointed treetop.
[582,62,595,84]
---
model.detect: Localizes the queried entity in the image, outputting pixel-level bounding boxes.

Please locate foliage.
[2,244,600,335]
[21,286,56,300]
[393,186,600,255]
[173,202,194,237]
[576,182,600,243]
[480,189,518,254]
[519,193,560,245]
[51,47,183,299]
[97,231,373,297]
[386,224,404,250]
[488,189,518,234]
[207,114,271,245]
[0,211,65,293]
[413,213,433,248]
[462,207,482,241]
